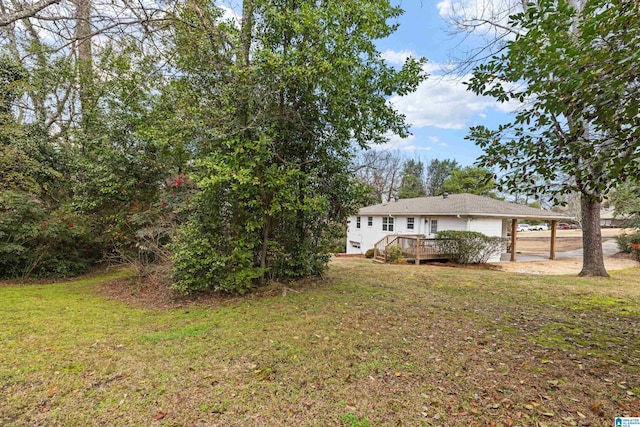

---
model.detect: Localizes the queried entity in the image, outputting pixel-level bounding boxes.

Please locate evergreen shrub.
[436,230,505,264]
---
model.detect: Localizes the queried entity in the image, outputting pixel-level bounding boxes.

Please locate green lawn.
[1,259,639,426]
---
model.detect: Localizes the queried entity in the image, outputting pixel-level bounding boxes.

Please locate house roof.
[358,193,573,220]
[600,207,615,220]
[600,207,629,221]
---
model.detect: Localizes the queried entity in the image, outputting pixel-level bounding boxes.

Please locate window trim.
[430,219,438,235]
[407,217,415,230]
[367,216,373,227]
[382,217,394,232]
[356,216,361,229]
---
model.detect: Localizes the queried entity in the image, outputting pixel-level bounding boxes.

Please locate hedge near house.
[436,231,505,264]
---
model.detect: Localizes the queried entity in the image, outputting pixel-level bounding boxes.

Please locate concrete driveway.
[497,239,638,274]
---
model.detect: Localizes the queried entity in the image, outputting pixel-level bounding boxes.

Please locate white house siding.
[346,215,388,255]
[393,215,425,235]
[467,217,503,237]
[501,219,510,238]
[345,214,468,254]
[346,214,506,262]
[466,217,505,262]
[432,216,467,235]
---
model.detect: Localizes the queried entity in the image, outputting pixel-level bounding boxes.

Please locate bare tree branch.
[0,0,60,26]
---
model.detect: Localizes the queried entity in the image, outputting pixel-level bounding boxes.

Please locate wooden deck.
[373,235,451,263]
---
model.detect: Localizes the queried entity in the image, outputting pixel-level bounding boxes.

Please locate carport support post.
[510,219,517,262]
[550,220,557,260]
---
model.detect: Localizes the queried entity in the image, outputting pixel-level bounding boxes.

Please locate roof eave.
[357,210,572,220]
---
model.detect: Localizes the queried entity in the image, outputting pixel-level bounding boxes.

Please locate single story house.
[600,207,628,228]
[346,193,572,262]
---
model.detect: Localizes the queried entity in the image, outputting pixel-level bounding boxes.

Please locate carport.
[508,216,572,262]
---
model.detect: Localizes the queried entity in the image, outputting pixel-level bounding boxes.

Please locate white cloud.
[219,5,241,26]
[374,133,433,153]
[422,62,452,75]
[381,49,415,65]
[436,0,453,17]
[389,72,490,130]
[428,136,439,143]
[437,0,495,21]
[388,64,522,130]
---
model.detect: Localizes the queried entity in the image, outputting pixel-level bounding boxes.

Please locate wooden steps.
[371,234,451,264]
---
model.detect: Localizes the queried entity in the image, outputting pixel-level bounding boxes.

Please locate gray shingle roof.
[359,193,572,220]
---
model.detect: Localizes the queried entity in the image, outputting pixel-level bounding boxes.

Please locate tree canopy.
[397,159,426,199]
[442,166,497,197]
[425,159,460,196]
[0,0,426,290]
[610,183,640,229]
[466,0,640,276]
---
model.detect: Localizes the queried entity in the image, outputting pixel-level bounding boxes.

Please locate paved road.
[555,239,620,259]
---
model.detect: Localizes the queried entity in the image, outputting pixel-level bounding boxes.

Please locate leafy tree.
[1,0,169,132]
[0,190,97,278]
[466,0,640,277]
[425,158,460,196]
[169,0,425,292]
[397,159,426,199]
[1,0,427,286]
[610,183,640,229]
[441,166,496,197]
[1,0,200,279]
[0,37,175,278]
[71,46,171,251]
[0,55,23,138]
[0,56,98,277]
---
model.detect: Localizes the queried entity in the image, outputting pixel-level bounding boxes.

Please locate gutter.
[359,212,572,220]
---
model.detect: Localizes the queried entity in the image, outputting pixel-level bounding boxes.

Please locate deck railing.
[373,235,452,262]
[373,235,398,262]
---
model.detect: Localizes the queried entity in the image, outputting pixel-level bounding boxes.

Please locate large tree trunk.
[74,0,93,130]
[236,0,252,132]
[578,194,609,277]
[19,15,47,124]
[258,214,273,284]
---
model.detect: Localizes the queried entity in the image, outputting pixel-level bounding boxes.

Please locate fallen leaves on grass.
[3,258,640,426]
[153,411,167,420]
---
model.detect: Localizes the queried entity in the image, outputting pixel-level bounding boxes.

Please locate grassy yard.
[1,259,639,426]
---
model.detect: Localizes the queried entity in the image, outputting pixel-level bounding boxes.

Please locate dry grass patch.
[1,258,639,426]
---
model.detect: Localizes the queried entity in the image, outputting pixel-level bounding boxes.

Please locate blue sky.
[219,1,515,166]
[374,0,515,166]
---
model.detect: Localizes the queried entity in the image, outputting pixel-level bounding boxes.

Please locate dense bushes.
[172,217,264,294]
[0,1,422,290]
[386,244,405,263]
[0,191,98,278]
[170,151,333,294]
[436,230,506,264]
[617,232,640,258]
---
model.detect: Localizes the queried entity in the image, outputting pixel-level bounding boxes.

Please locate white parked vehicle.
[530,224,549,231]
[516,224,530,232]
